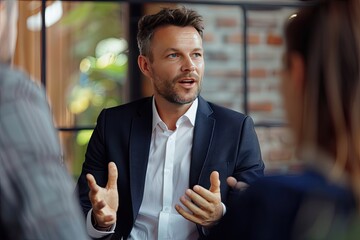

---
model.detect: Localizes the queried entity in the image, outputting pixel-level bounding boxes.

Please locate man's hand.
[86,162,119,228]
[175,171,223,227]
[226,176,248,191]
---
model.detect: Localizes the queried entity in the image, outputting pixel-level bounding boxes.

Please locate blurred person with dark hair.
[0,0,89,239]
[207,0,360,239]
[76,6,264,240]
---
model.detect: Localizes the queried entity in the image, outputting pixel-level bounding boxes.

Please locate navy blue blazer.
[76,96,264,239]
[207,168,356,240]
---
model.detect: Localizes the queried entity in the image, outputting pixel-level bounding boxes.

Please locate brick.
[248,18,277,29]
[225,33,261,45]
[206,70,228,78]
[203,33,215,43]
[249,68,267,78]
[248,102,273,112]
[248,52,276,61]
[205,72,243,81]
[205,52,228,61]
[269,127,294,145]
[248,34,261,45]
[216,18,238,27]
[267,33,283,45]
[248,84,262,93]
[225,70,242,78]
[225,34,242,44]
[268,148,294,162]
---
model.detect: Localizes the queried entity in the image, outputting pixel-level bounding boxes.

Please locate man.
[0,0,89,239]
[77,6,264,240]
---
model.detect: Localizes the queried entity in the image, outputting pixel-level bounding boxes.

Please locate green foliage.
[61,2,127,179]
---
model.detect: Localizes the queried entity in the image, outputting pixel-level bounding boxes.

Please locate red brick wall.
[185,4,300,172]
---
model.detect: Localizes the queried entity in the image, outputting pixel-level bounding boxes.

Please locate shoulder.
[0,65,45,105]
[101,97,152,116]
[250,171,322,193]
[95,97,152,127]
[248,170,354,204]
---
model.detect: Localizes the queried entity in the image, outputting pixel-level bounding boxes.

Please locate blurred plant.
[60,2,127,178]
[67,37,128,125]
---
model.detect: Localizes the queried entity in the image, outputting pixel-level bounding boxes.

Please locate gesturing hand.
[175,171,223,227]
[227,176,249,191]
[86,162,119,228]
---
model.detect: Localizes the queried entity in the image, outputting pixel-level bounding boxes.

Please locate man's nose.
[181,57,196,72]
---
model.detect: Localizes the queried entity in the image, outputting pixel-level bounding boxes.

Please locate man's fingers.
[175,204,201,225]
[187,188,211,208]
[227,176,249,191]
[86,173,99,193]
[107,162,118,189]
[226,176,237,188]
[180,197,201,215]
[234,181,249,190]
[209,171,220,194]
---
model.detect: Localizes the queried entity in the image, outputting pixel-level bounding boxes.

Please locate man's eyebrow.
[192,48,203,52]
[164,48,179,53]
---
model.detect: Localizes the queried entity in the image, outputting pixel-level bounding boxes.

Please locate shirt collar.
[152,97,198,131]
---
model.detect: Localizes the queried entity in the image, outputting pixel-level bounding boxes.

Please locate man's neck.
[154,96,193,131]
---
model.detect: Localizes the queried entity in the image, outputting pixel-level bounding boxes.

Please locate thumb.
[209,171,220,194]
[107,162,118,190]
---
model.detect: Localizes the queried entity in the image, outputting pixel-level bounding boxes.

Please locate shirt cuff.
[221,202,227,216]
[86,209,116,238]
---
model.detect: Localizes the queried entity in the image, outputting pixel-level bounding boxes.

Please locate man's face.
[146,25,204,105]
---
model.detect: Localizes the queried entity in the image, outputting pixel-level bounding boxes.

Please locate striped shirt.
[0,64,89,240]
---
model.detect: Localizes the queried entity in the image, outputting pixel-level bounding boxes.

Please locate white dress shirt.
[87,98,199,240]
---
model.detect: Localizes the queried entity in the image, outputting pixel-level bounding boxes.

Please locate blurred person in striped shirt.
[0,0,89,239]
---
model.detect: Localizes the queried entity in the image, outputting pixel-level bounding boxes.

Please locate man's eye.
[193,53,202,58]
[168,53,178,58]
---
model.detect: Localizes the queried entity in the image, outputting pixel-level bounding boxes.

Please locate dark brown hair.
[137,6,204,60]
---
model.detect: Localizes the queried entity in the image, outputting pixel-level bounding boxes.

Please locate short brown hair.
[137,6,204,59]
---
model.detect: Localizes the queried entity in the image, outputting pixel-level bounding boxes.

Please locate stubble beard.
[155,76,202,105]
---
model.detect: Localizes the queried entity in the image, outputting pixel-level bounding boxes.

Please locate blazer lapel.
[129,98,153,221]
[189,97,215,187]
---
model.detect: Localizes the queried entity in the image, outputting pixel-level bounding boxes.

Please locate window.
[15,0,129,178]
[14,0,307,179]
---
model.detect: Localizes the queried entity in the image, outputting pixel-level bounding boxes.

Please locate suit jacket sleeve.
[233,116,264,183]
[76,109,109,217]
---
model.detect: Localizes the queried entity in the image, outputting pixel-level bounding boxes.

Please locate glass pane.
[59,130,92,180]
[13,1,301,177]
[48,1,129,178]
[184,4,244,112]
[255,126,297,174]
[247,7,298,124]
[44,1,129,128]
[14,1,129,178]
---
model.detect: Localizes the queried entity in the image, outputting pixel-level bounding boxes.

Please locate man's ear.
[137,55,152,79]
[289,52,305,92]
